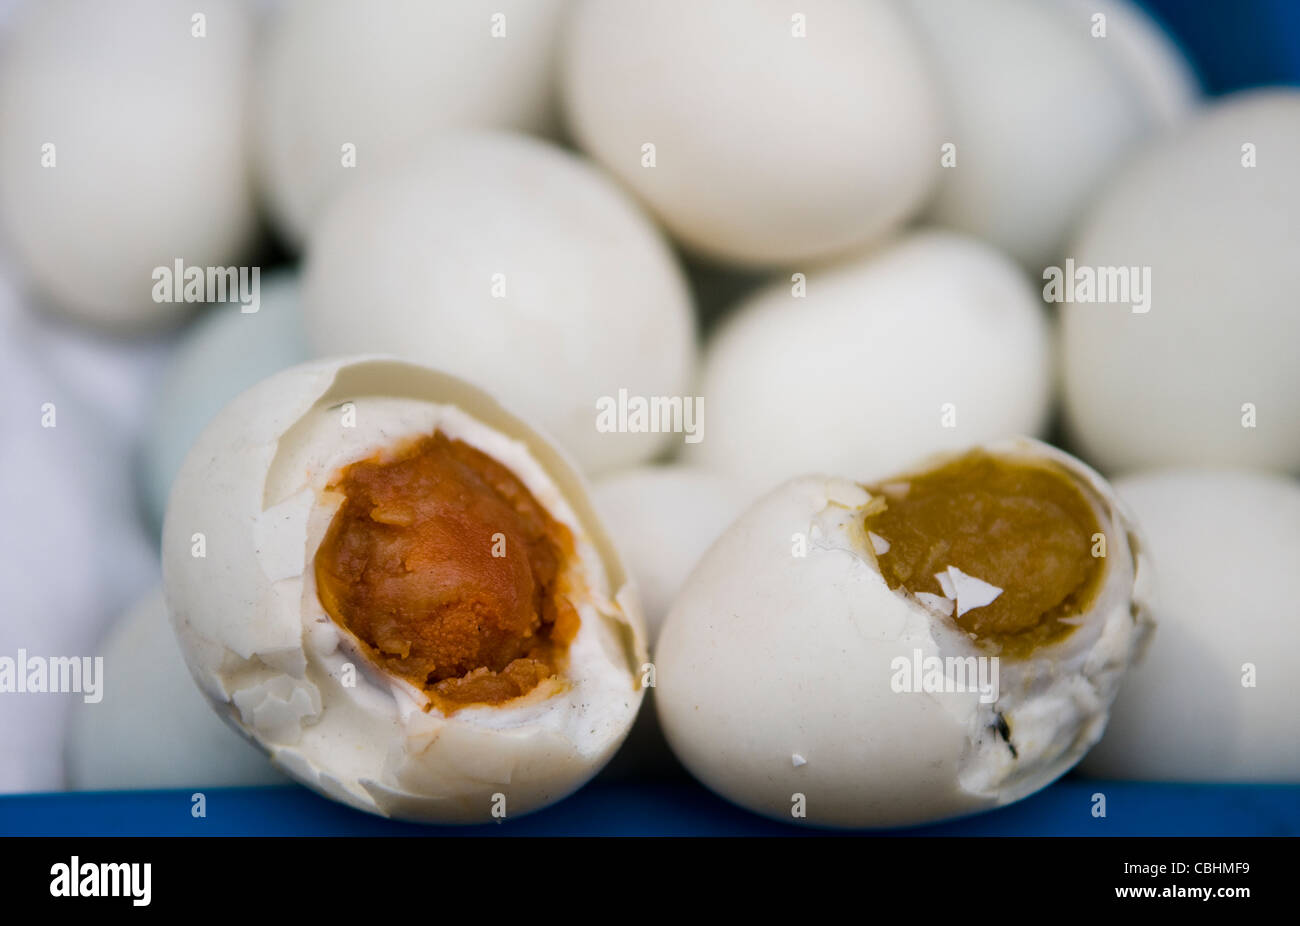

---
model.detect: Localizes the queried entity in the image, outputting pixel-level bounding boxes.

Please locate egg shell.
[257,0,571,245]
[301,131,696,475]
[66,590,285,791]
[592,467,752,644]
[0,0,257,329]
[562,0,943,267]
[139,271,308,530]
[1081,468,1300,782]
[1061,89,1300,474]
[1056,0,1200,127]
[656,438,1151,828]
[684,231,1052,497]
[162,355,647,823]
[904,0,1158,270]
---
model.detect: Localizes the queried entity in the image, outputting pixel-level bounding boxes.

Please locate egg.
[257,0,571,245]
[592,467,751,642]
[162,356,646,822]
[1081,468,1300,782]
[656,438,1152,828]
[684,231,1052,498]
[562,0,943,267]
[139,271,308,531]
[20,320,174,443]
[66,590,285,791]
[0,267,158,791]
[903,0,1171,270]
[1061,89,1300,474]
[1057,0,1200,128]
[301,132,696,475]
[0,0,257,329]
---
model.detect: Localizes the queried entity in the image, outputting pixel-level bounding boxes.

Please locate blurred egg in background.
[903,0,1193,272]
[1081,469,1300,782]
[563,0,944,267]
[0,0,257,329]
[300,131,696,475]
[256,0,571,246]
[592,466,750,641]
[1061,89,1300,474]
[65,590,286,791]
[139,270,307,529]
[684,232,1053,496]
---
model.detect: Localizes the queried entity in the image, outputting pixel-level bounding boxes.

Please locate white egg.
[19,321,175,443]
[66,590,285,791]
[684,231,1052,497]
[0,0,257,329]
[0,267,158,792]
[656,439,1152,828]
[562,0,943,267]
[139,271,308,530]
[301,132,696,475]
[257,0,571,245]
[1081,469,1300,782]
[904,0,1165,270]
[162,356,646,822]
[1061,90,1300,474]
[592,467,751,643]
[1057,0,1200,128]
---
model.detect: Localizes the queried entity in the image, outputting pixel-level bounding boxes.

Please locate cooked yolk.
[314,431,579,711]
[864,450,1104,657]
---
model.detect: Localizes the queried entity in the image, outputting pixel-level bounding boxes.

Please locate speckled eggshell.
[139,271,308,530]
[301,132,696,476]
[904,0,1159,271]
[257,0,571,245]
[656,438,1152,828]
[1061,90,1300,474]
[684,231,1052,497]
[0,0,257,329]
[1081,469,1300,782]
[162,356,647,823]
[562,0,944,267]
[65,590,286,791]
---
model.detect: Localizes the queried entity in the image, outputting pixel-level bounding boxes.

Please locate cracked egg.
[161,356,646,823]
[655,438,1152,828]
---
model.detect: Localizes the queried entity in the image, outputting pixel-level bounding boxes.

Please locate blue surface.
[2,779,1297,836]
[1140,0,1300,93]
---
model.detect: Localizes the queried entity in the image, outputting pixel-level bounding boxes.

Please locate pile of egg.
[0,0,1296,826]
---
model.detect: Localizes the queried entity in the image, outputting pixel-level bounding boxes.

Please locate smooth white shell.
[1081,468,1300,781]
[162,356,647,822]
[905,0,1160,270]
[257,0,571,244]
[1056,0,1200,127]
[685,232,1052,497]
[592,467,751,643]
[656,438,1152,828]
[1061,89,1300,474]
[0,0,256,328]
[301,132,696,475]
[562,0,943,267]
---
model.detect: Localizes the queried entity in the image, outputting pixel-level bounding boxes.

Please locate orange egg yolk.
[314,432,579,711]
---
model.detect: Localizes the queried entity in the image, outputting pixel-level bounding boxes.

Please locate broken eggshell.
[654,437,1153,829]
[161,356,647,823]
